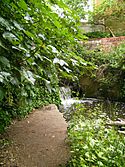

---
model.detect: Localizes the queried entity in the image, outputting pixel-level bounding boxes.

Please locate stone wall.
[86,36,125,51]
[80,23,105,33]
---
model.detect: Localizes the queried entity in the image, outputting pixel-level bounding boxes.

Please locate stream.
[59,87,99,111]
[59,86,125,129]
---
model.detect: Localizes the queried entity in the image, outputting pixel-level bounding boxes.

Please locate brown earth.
[0,104,70,167]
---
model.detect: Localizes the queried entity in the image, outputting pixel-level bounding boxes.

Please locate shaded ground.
[0,104,70,167]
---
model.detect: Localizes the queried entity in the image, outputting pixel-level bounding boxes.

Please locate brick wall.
[86,36,125,51]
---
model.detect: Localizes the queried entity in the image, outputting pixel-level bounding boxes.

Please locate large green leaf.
[0,16,11,30]
[18,0,28,10]
[0,87,5,101]
[22,70,36,85]
[0,56,10,68]
[3,32,18,42]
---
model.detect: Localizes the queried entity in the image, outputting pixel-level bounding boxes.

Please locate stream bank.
[59,86,125,166]
[59,86,125,130]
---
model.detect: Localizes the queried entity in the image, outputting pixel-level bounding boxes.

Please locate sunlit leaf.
[18,0,28,10]
[0,40,8,50]
[23,70,36,85]
[53,58,68,66]
[0,16,11,30]
[0,74,4,83]
[3,32,18,42]
[13,21,23,30]
[44,79,52,92]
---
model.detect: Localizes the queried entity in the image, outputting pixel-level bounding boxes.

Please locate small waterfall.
[59,87,99,111]
[59,87,125,126]
[60,87,71,100]
[60,87,80,111]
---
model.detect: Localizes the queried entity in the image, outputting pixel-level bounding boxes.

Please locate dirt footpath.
[0,104,70,167]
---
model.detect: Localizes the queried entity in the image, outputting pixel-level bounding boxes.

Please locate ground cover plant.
[67,104,125,167]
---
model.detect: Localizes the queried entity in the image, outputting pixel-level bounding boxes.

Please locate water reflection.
[101,100,125,120]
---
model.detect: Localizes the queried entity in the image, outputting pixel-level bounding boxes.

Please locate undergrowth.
[67,104,125,167]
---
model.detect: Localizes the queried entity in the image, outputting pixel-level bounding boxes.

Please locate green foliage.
[0,0,90,132]
[84,31,111,39]
[58,43,96,86]
[0,109,11,133]
[84,0,124,37]
[82,43,125,101]
[93,0,125,21]
[90,0,125,35]
[64,0,88,19]
[85,44,125,67]
[67,104,125,167]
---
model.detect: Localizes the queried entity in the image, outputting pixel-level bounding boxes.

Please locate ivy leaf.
[0,16,11,31]
[44,79,52,92]
[23,70,35,85]
[3,32,18,42]
[53,58,68,66]
[0,72,10,82]
[0,87,5,101]
[38,34,46,40]
[71,58,78,66]
[0,40,8,50]
[0,72,10,77]
[0,74,4,83]
[13,21,23,30]
[63,66,72,73]
[48,45,58,53]
[24,13,33,22]
[18,0,28,10]
[10,77,19,85]
[0,56,10,68]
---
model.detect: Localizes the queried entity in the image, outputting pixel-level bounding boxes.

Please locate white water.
[60,87,98,111]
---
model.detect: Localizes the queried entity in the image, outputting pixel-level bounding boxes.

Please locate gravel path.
[0,104,70,167]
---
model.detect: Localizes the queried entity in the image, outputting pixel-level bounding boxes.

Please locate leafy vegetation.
[79,43,125,101]
[0,0,92,132]
[1,0,125,166]
[92,0,125,21]
[84,31,111,39]
[90,0,125,36]
[67,104,125,167]
[85,31,125,39]
[64,0,88,19]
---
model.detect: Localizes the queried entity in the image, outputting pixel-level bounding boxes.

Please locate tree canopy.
[63,0,88,19]
[93,0,125,20]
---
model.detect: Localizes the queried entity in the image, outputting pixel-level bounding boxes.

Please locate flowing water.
[59,87,101,120]
[59,87,125,122]
[59,87,99,110]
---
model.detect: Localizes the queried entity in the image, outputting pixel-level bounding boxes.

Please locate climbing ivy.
[0,0,92,132]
